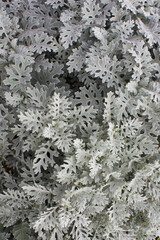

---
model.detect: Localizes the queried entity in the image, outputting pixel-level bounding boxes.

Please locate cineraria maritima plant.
[0,0,160,239]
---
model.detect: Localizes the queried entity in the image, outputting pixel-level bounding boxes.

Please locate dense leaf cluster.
[0,0,160,239]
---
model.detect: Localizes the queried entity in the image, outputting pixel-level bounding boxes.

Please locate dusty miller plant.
[0,0,160,239]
